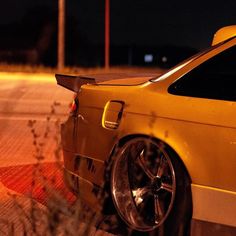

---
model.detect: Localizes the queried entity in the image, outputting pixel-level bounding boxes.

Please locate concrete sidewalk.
[0,72,72,167]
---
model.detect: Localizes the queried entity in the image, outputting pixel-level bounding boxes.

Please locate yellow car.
[56,26,236,235]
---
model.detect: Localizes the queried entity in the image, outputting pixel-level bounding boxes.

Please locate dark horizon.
[0,0,236,67]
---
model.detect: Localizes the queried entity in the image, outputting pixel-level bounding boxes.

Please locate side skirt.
[191,184,236,234]
[191,219,236,236]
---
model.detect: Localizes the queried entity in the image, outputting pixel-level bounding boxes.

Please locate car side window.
[168,45,236,101]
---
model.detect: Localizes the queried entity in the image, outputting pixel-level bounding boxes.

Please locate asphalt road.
[0,72,113,235]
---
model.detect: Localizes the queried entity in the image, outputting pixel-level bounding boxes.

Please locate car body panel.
[191,184,236,227]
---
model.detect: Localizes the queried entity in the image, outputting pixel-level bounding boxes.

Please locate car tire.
[108,137,192,236]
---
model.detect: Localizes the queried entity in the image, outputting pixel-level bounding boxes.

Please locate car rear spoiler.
[55,74,96,92]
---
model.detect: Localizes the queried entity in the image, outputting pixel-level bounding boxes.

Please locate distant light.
[161,56,168,63]
[144,54,153,63]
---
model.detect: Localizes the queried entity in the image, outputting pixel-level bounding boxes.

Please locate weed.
[0,101,110,236]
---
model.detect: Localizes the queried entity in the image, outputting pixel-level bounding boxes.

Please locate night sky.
[0,0,236,66]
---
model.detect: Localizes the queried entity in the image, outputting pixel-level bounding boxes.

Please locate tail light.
[69,95,79,116]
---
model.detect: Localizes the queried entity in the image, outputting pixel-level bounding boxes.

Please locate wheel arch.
[115,133,192,183]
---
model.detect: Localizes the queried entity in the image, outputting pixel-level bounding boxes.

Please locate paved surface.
[0,162,76,205]
[0,72,113,235]
[0,72,72,166]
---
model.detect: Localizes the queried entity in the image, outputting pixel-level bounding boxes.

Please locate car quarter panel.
[74,83,236,193]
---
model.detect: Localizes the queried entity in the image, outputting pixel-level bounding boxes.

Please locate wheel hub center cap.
[152,178,162,193]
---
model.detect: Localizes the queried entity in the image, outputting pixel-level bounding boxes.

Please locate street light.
[58,0,65,70]
[105,0,110,69]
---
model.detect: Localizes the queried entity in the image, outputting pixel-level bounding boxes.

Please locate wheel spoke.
[161,182,173,193]
[132,186,151,205]
[154,195,163,224]
[137,149,155,180]
[156,155,166,178]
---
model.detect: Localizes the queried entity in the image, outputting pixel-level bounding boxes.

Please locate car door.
[167,42,236,192]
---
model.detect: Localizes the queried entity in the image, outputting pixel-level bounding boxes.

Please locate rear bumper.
[61,115,107,210]
[62,149,105,186]
[63,166,103,210]
[63,166,80,195]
